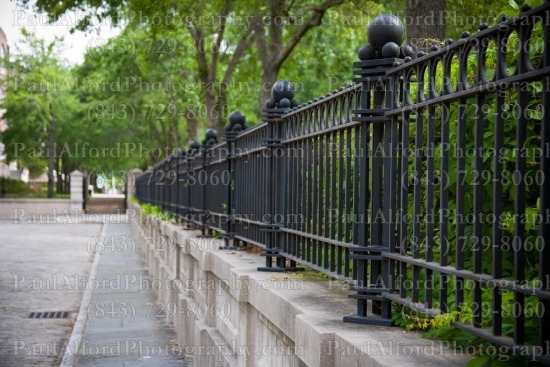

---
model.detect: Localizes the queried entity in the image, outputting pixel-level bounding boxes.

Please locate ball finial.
[229,111,245,126]
[382,42,401,58]
[521,3,532,12]
[205,128,218,141]
[265,98,276,109]
[271,80,295,102]
[279,98,291,108]
[367,14,404,51]
[189,140,201,150]
[401,45,414,58]
[358,44,376,60]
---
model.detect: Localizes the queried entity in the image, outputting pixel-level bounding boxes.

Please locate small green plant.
[392,303,536,366]
[298,266,333,280]
[138,203,176,223]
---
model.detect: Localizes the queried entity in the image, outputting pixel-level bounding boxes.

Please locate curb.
[59,222,106,367]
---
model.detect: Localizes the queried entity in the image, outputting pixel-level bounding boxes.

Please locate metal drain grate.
[28,311,69,319]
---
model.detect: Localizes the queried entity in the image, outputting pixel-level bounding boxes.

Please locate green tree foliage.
[19,0,376,132]
[10,0,545,182]
[0,30,79,197]
[445,0,544,39]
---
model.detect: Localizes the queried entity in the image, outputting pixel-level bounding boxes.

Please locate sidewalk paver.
[75,221,188,367]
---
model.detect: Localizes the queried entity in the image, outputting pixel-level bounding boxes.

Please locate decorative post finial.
[189,140,201,152]
[225,111,247,133]
[265,80,299,109]
[204,128,218,146]
[358,14,415,62]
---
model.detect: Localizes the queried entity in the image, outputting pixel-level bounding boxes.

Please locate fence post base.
[218,233,238,250]
[257,249,305,272]
[343,314,393,327]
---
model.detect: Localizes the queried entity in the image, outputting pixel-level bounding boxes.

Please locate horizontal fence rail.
[135,3,550,363]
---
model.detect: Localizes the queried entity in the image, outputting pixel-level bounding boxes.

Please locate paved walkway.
[0,221,102,367]
[74,221,188,366]
[86,195,126,215]
[0,217,188,366]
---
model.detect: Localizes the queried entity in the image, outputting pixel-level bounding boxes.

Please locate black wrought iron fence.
[135,3,550,363]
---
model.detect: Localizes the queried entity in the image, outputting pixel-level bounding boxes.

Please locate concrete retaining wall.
[128,202,469,367]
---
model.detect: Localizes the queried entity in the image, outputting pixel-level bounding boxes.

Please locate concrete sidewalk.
[72,221,188,366]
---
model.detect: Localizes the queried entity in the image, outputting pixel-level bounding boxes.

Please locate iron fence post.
[258,82,303,272]
[199,146,208,237]
[344,15,404,325]
[257,106,285,271]
[223,129,238,249]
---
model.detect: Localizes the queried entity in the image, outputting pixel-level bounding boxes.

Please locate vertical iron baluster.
[426,105,435,308]
[338,127,345,274]
[331,128,338,271]
[371,82,384,315]
[456,98,467,310]
[399,110,411,300]
[306,134,312,264]
[440,102,450,313]
[492,89,505,336]
[356,82,369,319]
[322,128,327,266]
[345,127,352,278]
[412,106,423,304]
[514,85,527,344]
[384,79,399,319]
[472,91,485,328]
[352,124,361,280]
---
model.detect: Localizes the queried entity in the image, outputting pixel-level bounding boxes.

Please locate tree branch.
[185,23,209,83]
[222,30,254,85]
[209,2,231,85]
[251,15,270,67]
[269,0,285,51]
[275,0,343,67]
[147,115,163,149]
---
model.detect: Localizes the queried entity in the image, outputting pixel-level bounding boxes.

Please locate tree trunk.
[169,96,181,149]
[406,0,446,51]
[47,101,57,198]
[90,172,97,192]
[203,90,224,133]
[56,157,62,194]
[253,0,344,110]
[217,90,229,131]
[64,163,70,195]
[259,65,279,111]
[185,106,200,143]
